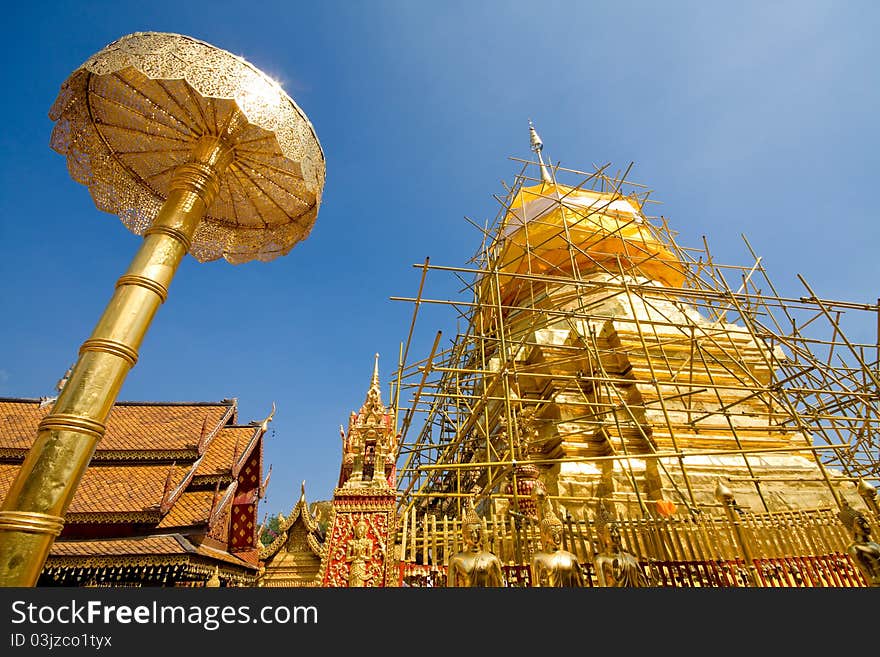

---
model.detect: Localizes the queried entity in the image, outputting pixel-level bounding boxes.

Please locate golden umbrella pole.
[0,32,325,586]
[0,137,232,586]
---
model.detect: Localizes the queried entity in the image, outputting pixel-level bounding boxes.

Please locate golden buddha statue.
[447,499,505,587]
[529,501,585,587]
[839,501,880,587]
[593,507,649,587]
[205,566,221,588]
[346,518,373,587]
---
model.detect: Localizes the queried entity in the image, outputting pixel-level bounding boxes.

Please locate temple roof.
[0,397,269,547]
[0,398,236,458]
[156,490,215,528]
[260,481,323,560]
[46,533,258,570]
[50,534,186,557]
[0,396,272,583]
[195,425,262,479]
[0,462,170,517]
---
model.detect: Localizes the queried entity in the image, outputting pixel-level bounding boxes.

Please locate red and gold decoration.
[318,356,398,586]
[319,499,394,587]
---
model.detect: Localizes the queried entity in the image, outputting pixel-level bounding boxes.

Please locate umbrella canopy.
[49,31,326,264]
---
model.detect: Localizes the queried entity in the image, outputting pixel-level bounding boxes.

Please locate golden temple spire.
[364,353,383,408]
[371,352,380,392]
[528,119,553,185]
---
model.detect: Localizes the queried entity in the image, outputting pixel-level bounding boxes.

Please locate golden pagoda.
[258,125,879,588]
[384,123,880,587]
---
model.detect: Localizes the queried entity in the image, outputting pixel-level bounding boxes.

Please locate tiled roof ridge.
[157,404,248,514]
[231,424,264,478]
[0,397,238,407]
[208,479,238,529]
[159,452,207,514]
[154,404,243,514]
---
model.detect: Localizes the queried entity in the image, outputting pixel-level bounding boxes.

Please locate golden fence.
[396,506,873,587]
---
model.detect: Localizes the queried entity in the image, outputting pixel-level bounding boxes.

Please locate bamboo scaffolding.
[387,153,878,587]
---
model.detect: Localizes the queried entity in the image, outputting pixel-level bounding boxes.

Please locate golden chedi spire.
[528,120,554,185]
[484,122,686,313]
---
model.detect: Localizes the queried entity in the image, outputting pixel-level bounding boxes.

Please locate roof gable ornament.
[260,465,272,499]
[197,415,211,455]
[258,402,276,434]
[159,462,178,514]
[259,480,322,561]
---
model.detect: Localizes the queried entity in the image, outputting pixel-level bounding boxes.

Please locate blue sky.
[1,1,878,519]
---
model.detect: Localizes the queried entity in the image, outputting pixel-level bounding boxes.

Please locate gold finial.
[300,480,306,500]
[363,353,383,408]
[259,402,276,433]
[714,478,735,504]
[528,119,553,185]
[594,502,612,529]
[205,566,221,588]
[464,496,482,529]
[55,364,74,394]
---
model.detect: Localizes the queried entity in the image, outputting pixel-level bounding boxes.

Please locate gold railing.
[396,506,873,587]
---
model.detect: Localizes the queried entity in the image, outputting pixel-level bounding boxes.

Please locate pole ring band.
[38,414,106,440]
[116,275,169,304]
[0,511,65,536]
[80,339,139,367]
[143,225,193,253]
[169,162,222,202]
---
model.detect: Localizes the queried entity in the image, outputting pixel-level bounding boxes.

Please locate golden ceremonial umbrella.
[0,32,325,585]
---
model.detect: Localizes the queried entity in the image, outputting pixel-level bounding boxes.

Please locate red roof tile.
[157,490,214,529]
[0,399,235,453]
[195,426,258,477]
[47,534,258,570]
[49,535,185,557]
[0,462,179,515]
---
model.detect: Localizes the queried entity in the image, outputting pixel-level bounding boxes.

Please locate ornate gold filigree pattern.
[49,31,325,264]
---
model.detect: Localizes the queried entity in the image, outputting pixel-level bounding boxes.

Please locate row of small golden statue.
[443,484,880,587]
[446,494,648,587]
[351,482,880,588]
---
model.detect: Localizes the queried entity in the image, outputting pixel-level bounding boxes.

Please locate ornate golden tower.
[318,355,399,586]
